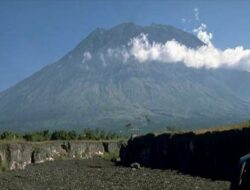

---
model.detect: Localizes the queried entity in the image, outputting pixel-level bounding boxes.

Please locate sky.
[1,0,250,92]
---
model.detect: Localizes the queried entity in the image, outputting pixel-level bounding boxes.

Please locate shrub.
[77,128,124,140]
[67,130,77,140]
[0,158,8,172]
[0,131,21,141]
[101,149,120,162]
[23,130,50,141]
[51,130,69,140]
[0,129,125,142]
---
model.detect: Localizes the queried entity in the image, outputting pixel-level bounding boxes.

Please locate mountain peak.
[75,23,203,54]
[113,22,137,28]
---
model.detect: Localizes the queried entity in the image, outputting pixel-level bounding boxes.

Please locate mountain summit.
[0,23,250,132]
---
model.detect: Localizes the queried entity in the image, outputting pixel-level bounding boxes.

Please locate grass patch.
[0,160,9,172]
[194,120,250,134]
[101,149,120,162]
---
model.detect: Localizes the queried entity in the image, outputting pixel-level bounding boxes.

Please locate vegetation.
[50,130,77,140]
[1,120,250,142]
[0,159,8,172]
[23,130,50,141]
[78,128,122,140]
[0,128,126,142]
[0,131,22,141]
[164,126,185,133]
[101,149,120,162]
[194,120,250,134]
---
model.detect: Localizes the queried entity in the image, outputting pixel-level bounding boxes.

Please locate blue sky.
[1,0,250,92]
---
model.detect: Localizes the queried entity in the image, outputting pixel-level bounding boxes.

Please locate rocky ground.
[0,158,230,190]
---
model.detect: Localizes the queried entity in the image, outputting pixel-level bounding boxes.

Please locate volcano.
[0,23,250,132]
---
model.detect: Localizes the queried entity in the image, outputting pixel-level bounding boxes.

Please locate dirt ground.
[0,158,230,190]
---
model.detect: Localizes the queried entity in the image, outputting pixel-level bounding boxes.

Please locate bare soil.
[0,158,230,190]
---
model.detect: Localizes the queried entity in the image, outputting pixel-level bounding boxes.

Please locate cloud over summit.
[84,23,250,72]
[125,24,250,71]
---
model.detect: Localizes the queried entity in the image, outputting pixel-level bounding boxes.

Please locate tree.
[0,131,18,140]
[51,130,69,140]
[68,130,77,140]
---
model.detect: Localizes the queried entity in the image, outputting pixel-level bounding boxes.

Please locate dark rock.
[120,128,250,180]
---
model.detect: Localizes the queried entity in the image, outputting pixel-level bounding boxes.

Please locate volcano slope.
[0,23,250,132]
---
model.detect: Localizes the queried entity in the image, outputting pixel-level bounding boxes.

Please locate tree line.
[0,128,125,142]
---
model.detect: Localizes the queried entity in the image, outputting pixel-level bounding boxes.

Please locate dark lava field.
[0,158,230,190]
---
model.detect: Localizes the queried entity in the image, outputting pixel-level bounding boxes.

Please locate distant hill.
[0,23,250,132]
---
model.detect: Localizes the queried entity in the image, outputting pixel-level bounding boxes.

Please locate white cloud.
[193,23,213,46]
[100,53,107,67]
[193,8,200,21]
[94,22,250,72]
[121,49,130,63]
[82,51,92,64]
[127,31,250,71]
[181,18,186,23]
[107,47,130,63]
